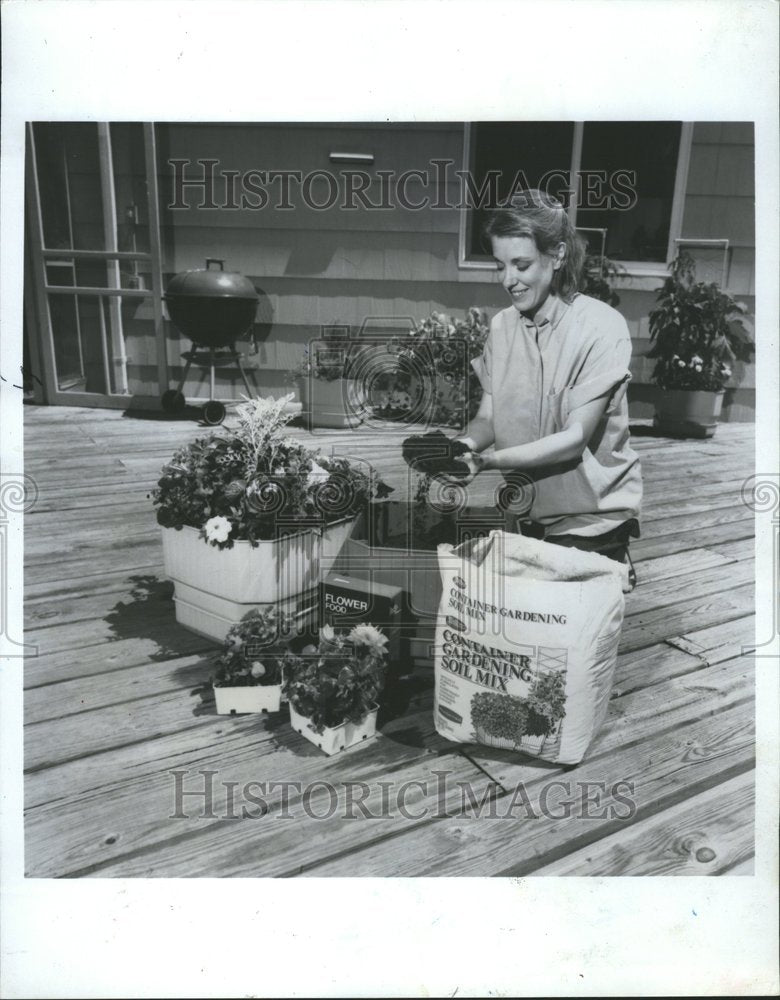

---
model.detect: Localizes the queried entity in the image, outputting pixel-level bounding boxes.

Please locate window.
[461,121,687,269]
[465,122,575,261]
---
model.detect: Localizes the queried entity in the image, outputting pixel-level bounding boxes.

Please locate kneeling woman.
[455,190,642,587]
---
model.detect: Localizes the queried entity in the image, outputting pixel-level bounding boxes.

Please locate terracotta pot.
[653,389,725,439]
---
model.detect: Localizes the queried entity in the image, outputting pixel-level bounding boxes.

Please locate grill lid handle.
[205,258,225,270]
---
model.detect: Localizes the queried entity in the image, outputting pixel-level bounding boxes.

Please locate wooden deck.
[23,404,756,877]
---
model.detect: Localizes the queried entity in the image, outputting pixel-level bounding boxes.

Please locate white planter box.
[162,517,356,642]
[288,703,378,755]
[214,684,282,715]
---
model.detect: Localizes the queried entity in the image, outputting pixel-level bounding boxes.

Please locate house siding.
[44,121,755,419]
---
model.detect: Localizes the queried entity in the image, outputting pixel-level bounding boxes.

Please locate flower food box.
[319,573,407,673]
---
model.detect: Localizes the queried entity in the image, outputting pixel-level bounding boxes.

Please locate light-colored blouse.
[471,292,643,537]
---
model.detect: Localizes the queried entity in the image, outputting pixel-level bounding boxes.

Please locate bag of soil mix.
[434,530,627,765]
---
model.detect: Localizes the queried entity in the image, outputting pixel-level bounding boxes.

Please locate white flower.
[691,355,704,365]
[321,624,336,643]
[250,661,266,678]
[349,624,389,656]
[721,366,732,377]
[204,516,232,543]
[306,460,330,488]
[677,360,686,368]
[694,365,703,372]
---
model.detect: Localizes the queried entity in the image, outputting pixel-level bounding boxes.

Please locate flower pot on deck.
[298,377,366,428]
[653,389,725,439]
[214,683,282,715]
[162,516,357,642]
[288,703,379,755]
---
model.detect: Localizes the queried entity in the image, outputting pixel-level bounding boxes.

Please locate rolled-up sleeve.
[471,333,494,394]
[565,318,633,419]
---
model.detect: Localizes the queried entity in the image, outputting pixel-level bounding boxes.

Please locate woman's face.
[491,235,560,317]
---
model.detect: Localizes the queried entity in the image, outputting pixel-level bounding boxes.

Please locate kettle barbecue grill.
[161,258,260,425]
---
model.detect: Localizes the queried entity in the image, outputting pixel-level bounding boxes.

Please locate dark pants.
[515,517,640,583]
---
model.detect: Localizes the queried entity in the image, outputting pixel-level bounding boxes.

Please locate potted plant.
[211,607,291,714]
[377,309,490,429]
[152,393,392,641]
[291,336,369,428]
[282,623,389,754]
[647,251,754,438]
[520,670,567,753]
[580,253,623,307]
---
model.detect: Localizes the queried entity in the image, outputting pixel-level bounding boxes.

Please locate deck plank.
[528,771,755,876]
[24,657,751,877]
[462,652,752,788]
[24,695,480,877]
[293,687,754,876]
[22,407,757,878]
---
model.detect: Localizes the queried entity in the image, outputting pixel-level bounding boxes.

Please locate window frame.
[457,121,694,282]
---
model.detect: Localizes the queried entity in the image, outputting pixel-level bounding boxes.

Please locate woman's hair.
[482,189,585,301]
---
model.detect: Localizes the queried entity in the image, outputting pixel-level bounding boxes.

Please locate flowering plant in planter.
[152,393,392,548]
[283,624,389,735]
[153,393,392,642]
[288,340,360,382]
[212,607,290,688]
[211,607,293,714]
[378,308,490,427]
[648,251,754,392]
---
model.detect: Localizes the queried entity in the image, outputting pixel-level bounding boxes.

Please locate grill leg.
[209,352,216,402]
[176,356,193,395]
[235,351,255,398]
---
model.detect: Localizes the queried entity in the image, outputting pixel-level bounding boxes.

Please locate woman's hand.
[435,450,484,486]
